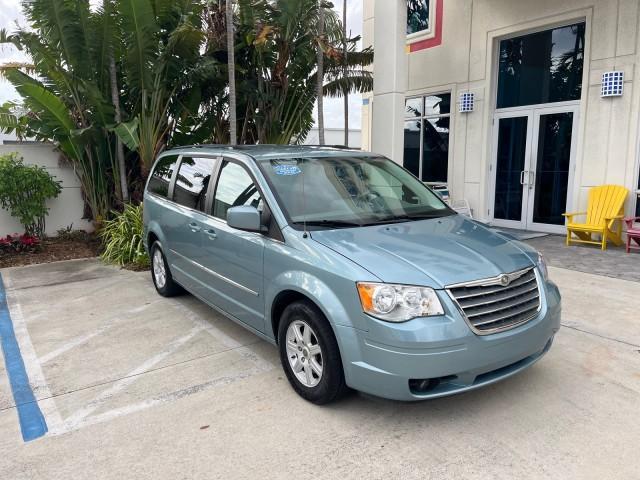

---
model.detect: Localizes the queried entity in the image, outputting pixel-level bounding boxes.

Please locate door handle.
[188,222,201,232]
[528,171,535,189]
[520,171,527,185]
[204,228,217,239]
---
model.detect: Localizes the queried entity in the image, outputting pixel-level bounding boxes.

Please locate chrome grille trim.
[447,267,541,335]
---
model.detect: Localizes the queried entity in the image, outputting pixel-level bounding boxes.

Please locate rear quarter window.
[147,155,179,198]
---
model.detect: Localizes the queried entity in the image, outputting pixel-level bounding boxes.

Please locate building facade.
[362,0,640,232]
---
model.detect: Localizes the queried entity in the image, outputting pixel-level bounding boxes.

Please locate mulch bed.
[0,233,102,269]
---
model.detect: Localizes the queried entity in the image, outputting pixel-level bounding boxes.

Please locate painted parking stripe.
[0,273,48,442]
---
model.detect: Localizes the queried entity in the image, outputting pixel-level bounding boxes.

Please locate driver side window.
[212,161,262,220]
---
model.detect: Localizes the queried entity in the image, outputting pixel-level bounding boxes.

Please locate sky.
[0,0,364,130]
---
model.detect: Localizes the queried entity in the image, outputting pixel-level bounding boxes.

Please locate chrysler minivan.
[143,145,561,404]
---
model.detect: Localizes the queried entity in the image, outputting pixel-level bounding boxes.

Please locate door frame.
[488,110,535,231]
[488,102,580,233]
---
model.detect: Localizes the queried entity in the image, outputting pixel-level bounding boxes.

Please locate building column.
[371,0,407,164]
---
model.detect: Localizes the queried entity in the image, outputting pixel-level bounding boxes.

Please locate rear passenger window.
[147,155,179,198]
[173,156,216,211]
[213,161,262,220]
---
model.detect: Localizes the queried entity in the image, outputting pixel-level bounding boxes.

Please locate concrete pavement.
[1,259,639,479]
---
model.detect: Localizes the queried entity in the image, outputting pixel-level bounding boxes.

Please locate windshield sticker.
[273,164,301,176]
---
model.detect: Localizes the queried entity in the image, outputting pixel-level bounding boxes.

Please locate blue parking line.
[0,273,48,442]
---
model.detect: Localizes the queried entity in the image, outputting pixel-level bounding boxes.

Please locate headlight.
[356,282,444,322]
[537,253,549,281]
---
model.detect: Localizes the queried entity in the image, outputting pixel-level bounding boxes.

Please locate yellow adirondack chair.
[563,185,629,250]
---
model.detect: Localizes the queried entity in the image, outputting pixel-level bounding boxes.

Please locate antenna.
[301,158,308,238]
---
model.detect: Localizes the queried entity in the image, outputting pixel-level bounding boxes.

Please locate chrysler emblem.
[499,274,511,287]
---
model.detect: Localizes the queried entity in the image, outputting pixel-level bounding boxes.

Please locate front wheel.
[278,301,349,404]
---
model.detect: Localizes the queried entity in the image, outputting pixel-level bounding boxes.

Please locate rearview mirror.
[227,206,263,232]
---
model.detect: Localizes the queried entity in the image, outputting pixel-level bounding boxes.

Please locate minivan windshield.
[257,156,454,229]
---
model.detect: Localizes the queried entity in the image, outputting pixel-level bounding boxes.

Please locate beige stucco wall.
[0,144,93,236]
[364,0,640,222]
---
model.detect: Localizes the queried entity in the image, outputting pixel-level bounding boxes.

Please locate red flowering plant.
[0,233,41,254]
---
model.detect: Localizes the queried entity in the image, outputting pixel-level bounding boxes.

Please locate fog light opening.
[409,375,458,394]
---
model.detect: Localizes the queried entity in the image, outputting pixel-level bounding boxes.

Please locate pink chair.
[625,217,640,253]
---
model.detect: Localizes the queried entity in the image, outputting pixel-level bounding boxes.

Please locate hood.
[310,215,535,288]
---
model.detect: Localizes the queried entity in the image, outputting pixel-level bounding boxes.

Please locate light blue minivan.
[143,145,561,404]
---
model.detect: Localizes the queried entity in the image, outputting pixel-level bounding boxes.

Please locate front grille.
[448,268,540,334]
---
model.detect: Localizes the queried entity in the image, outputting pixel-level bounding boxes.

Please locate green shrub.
[0,153,62,237]
[99,204,149,268]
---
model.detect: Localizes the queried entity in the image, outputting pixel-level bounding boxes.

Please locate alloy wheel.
[285,320,323,387]
[152,249,167,288]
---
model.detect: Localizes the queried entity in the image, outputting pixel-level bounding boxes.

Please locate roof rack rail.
[167,144,357,150]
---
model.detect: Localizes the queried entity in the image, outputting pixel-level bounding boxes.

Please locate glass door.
[527,108,578,232]
[491,113,533,230]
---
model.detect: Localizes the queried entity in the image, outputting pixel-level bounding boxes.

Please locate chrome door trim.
[169,248,259,297]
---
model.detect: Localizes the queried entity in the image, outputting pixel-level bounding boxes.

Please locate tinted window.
[424,94,450,116]
[422,116,449,183]
[147,155,179,198]
[213,161,262,220]
[497,23,585,109]
[407,0,429,35]
[403,119,421,177]
[403,93,451,183]
[173,156,216,211]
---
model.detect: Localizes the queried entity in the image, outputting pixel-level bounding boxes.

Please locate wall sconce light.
[459,92,474,113]
[601,71,624,97]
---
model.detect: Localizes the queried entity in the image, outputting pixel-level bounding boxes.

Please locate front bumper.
[335,279,561,401]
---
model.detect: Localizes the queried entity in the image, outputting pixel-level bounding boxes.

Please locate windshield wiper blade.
[292,219,363,228]
[367,213,447,225]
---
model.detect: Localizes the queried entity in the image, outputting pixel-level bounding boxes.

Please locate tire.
[278,300,349,404]
[150,242,182,297]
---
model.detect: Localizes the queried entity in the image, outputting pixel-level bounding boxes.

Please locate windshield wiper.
[366,213,449,225]
[291,219,364,228]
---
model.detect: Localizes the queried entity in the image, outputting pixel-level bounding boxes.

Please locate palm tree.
[316,0,325,145]
[226,0,237,145]
[104,0,128,203]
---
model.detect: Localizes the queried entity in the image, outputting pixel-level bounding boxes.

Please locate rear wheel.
[278,300,349,404]
[151,242,182,297]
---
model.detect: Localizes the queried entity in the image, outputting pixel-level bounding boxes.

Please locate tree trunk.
[109,52,129,203]
[226,0,237,145]
[343,0,348,147]
[316,0,325,145]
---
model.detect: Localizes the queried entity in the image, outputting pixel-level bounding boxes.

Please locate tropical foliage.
[0,0,372,225]
[99,203,148,267]
[0,152,62,237]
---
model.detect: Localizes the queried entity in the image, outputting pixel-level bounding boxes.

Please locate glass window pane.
[425,94,451,116]
[147,155,179,198]
[497,23,585,109]
[422,116,449,183]
[405,97,423,118]
[531,113,573,225]
[403,119,421,177]
[173,156,215,211]
[407,0,429,35]
[494,117,528,221]
[213,161,262,220]
[257,157,451,225]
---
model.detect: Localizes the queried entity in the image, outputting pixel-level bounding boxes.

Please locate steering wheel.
[355,191,386,212]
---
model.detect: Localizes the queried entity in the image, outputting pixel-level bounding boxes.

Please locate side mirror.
[227,206,264,232]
